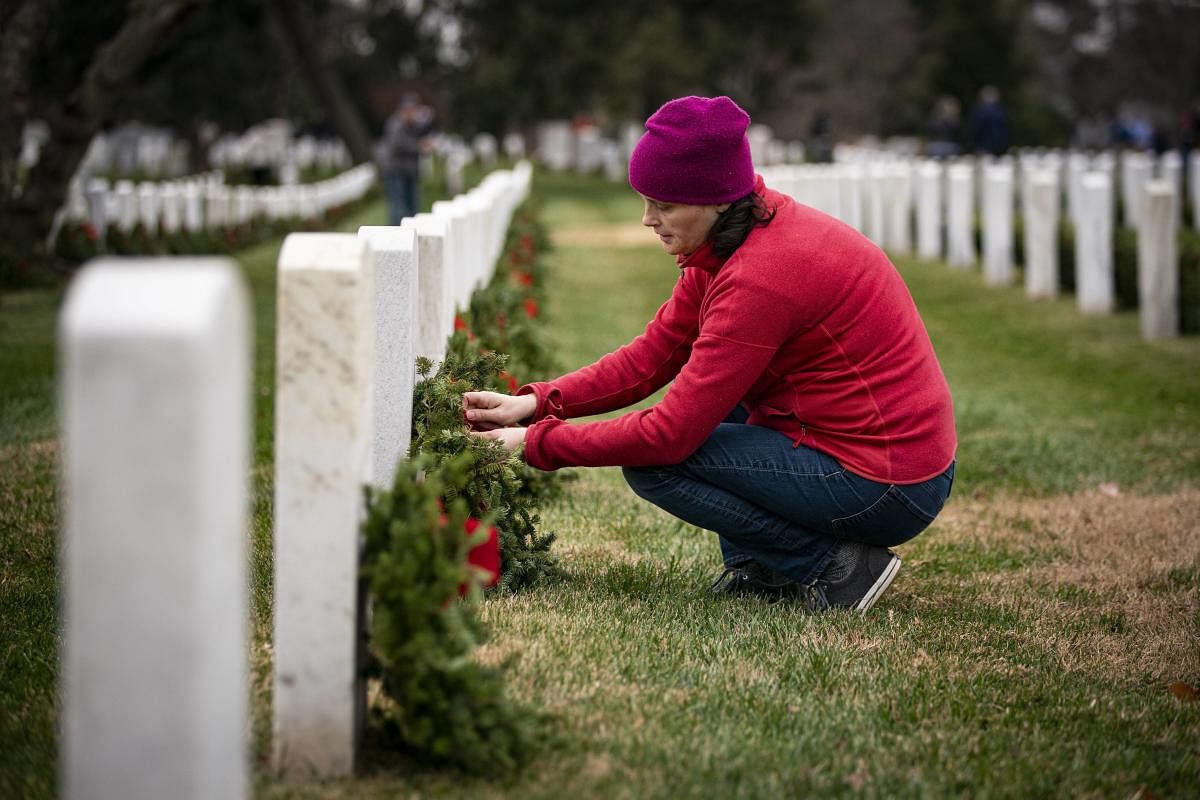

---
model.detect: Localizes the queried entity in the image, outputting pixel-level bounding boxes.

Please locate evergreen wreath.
[358,196,562,773]
[360,452,539,772]
[411,349,562,593]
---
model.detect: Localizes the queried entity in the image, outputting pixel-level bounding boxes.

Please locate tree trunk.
[0,1,49,210]
[261,0,376,166]
[0,0,204,268]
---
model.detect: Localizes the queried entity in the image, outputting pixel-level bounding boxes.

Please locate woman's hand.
[463,391,537,431]
[471,425,527,453]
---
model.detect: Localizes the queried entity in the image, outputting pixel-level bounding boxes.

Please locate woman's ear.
[715,202,731,214]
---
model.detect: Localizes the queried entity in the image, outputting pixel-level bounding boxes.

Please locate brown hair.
[709,192,776,257]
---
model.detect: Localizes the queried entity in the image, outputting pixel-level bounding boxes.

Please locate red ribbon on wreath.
[459,517,500,597]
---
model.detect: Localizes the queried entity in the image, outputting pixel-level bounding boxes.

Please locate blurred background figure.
[378,93,435,225]
[926,95,962,159]
[969,85,1010,156]
[807,110,834,163]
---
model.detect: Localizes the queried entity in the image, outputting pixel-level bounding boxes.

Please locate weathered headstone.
[1066,152,1088,226]
[273,234,374,779]
[886,164,913,255]
[114,180,138,233]
[747,124,773,169]
[1023,170,1059,299]
[205,185,229,230]
[1137,180,1179,339]
[838,165,864,232]
[358,226,418,489]
[183,182,204,232]
[431,198,471,311]
[916,161,943,261]
[159,183,181,234]
[864,163,887,247]
[537,121,573,172]
[945,163,976,268]
[502,132,525,161]
[401,214,451,362]
[1120,151,1152,228]
[85,179,109,239]
[982,162,1014,286]
[473,133,498,168]
[60,259,250,800]
[1189,150,1199,231]
[136,183,160,235]
[1158,151,1183,222]
[1075,172,1114,314]
[446,150,468,196]
[234,186,254,226]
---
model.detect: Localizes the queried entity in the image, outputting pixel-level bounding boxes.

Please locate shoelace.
[707,567,750,593]
[802,581,832,612]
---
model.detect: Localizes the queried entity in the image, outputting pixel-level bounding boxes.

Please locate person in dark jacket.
[968,85,1010,157]
[378,93,433,225]
[465,96,956,612]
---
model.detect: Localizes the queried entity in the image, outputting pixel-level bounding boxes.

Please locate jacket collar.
[674,174,768,274]
[676,239,725,273]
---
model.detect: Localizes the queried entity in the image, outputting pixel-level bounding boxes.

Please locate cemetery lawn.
[1,170,1198,798]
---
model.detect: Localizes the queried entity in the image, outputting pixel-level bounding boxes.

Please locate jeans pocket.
[830,485,936,547]
[897,463,955,520]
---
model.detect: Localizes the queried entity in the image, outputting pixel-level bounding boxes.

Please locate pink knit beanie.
[628,96,755,205]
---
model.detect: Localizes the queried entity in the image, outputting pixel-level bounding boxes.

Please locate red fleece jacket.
[518,176,956,484]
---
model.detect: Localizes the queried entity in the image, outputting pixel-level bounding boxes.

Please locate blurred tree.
[902,0,1043,142]
[110,0,314,135]
[1,0,204,280]
[261,0,375,164]
[443,0,819,133]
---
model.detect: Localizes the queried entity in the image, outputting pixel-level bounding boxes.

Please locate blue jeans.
[384,171,419,226]
[622,408,955,584]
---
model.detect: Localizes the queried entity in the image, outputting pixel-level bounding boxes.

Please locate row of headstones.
[63,163,378,242]
[58,161,533,799]
[210,128,350,174]
[65,122,349,183]
[534,120,806,181]
[73,123,191,179]
[760,149,1196,339]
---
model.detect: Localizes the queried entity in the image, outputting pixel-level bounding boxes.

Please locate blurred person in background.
[926,95,962,159]
[968,85,1009,156]
[378,93,434,225]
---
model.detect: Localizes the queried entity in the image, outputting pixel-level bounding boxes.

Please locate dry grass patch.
[917,488,1200,685]
[932,488,1200,586]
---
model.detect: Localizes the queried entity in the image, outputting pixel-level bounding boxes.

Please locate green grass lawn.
[3,169,1199,798]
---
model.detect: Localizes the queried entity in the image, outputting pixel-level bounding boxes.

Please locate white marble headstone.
[915,161,943,261]
[1023,170,1059,299]
[358,225,418,488]
[946,163,976,268]
[60,258,250,800]
[272,234,374,779]
[982,162,1014,286]
[401,214,450,363]
[1137,180,1179,339]
[1076,172,1114,314]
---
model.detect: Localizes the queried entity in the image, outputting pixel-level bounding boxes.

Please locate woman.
[465,96,956,612]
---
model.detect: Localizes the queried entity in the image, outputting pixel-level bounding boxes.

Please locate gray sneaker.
[804,546,901,613]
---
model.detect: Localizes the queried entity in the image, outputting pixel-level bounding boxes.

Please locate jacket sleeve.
[517,268,706,421]
[522,271,796,470]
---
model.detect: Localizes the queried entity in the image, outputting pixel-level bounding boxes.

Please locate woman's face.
[640,196,729,256]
